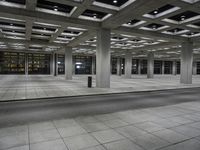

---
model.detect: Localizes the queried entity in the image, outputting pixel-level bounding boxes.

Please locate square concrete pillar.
[172,61,177,75]
[65,46,73,80]
[52,53,56,76]
[117,57,122,76]
[96,28,111,88]
[193,61,197,75]
[147,52,154,78]
[125,52,132,78]
[180,42,193,84]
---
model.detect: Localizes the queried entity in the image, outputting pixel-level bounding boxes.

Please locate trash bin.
[88,76,92,88]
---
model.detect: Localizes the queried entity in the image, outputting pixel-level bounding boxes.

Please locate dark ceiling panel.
[148,4,175,15]
[37,0,74,13]
[82,9,107,19]
[95,0,129,7]
[169,11,199,21]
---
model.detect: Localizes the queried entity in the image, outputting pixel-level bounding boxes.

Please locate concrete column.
[180,42,193,84]
[117,57,121,76]
[25,53,28,75]
[162,61,165,74]
[92,56,95,75]
[110,56,112,74]
[147,52,154,78]
[138,59,141,75]
[172,61,177,75]
[96,28,111,88]
[65,46,73,80]
[125,51,132,78]
[193,61,197,75]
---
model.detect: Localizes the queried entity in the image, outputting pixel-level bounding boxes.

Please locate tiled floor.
[1,101,200,150]
[0,75,200,101]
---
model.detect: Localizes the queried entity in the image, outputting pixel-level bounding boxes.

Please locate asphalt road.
[0,88,200,128]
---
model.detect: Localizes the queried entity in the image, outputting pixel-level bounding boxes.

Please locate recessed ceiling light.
[181,15,185,21]
[10,23,13,26]
[93,13,97,18]
[152,25,157,30]
[154,10,158,14]
[54,8,58,11]
[113,0,118,3]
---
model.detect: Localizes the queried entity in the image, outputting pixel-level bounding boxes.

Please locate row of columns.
[51,29,194,88]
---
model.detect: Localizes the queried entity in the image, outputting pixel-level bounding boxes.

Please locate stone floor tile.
[29,128,61,144]
[160,139,200,150]
[4,145,29,150]
[30,139,68,150]
[103,119,129,128]
[167,116,194,124]
[0,125,28,138]
[152,118,181,128]
[104,139,144,150]
[171,125,200,138]
[58,126,87,138]
[133,121,165,132]
[131,133,170,150]
[152,129,190,144]
[115,125,147,140]
[81,145,106,150]
[91,129,125,144]
[53,119,79,128]
[29,121,55,133]
[0,132,28,150]
[187,121,200,130]
[64,134,99,150]
[79,122,109,133]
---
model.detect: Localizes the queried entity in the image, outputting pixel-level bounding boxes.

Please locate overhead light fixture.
[154,10,158,14]
[54,6,58,11]
[181,15,185,21]
[93,13,97,18]
[113,0,118,3]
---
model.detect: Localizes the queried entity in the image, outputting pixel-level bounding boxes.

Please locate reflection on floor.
[1,101,200,150]
[0,75,200,101]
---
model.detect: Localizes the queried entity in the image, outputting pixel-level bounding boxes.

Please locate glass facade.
[58,54,65,74]
[197,62,200,74]
[74,56,92,74]
[154,60,162,74]
[140,60,147,74]
[164,61,173,74]
[0,52,25,74]
[28,53,50,74]
[176,61,181,74]
[111,57,117,74]
[0,52,195,76]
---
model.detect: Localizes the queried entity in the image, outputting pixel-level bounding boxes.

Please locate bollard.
[88,76,92,88]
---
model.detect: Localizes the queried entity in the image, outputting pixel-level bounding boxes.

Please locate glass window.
[74,56,92,74]
[0,52,25,74]
[28,53,50,74]
[154,60,162,74]
[58,54,65,74]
